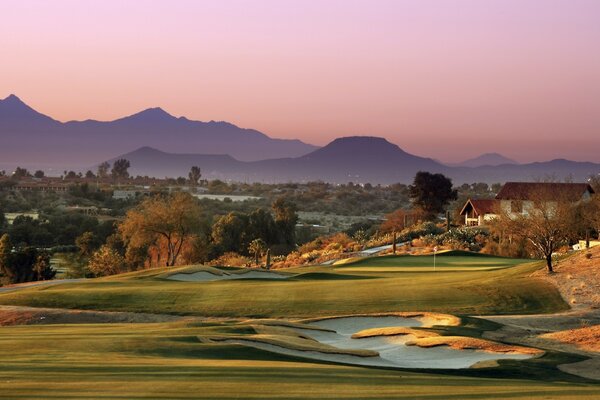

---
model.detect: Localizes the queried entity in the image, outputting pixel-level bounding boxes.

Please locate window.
[511,200,523,213]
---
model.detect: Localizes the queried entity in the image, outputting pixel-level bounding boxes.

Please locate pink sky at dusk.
[1,0,599,163]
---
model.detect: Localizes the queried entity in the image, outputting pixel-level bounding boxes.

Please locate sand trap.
[168,270,289,282]
[228,315,536,369]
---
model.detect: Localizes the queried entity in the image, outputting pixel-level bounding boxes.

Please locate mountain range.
[0,94,317,168]
[110,138,600,185]
[2,94,599,184]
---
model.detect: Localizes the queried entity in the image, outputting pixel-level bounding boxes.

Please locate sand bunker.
[168,269,289,282]
[227,315,537,369]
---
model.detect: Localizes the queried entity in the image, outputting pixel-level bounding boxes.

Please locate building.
[459,199,499,226]
[460,182,595,226]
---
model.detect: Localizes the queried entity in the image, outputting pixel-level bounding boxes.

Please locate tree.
[85,170,96,179]
[380,209,413,233]
[75,231,99,258]
[248,238,267,265]
[12,167,30,178]
[408,171,457,219]
[492,192,576,273]
[0,234,55,284]
[272,198,298,246]
[189,166,202,185]
[0,234,12,283]
[111,159,130,181]
[211,212,249,254]
[33,170,45,178]
[97,161,110,179]
[88,245,126,276]
[119,192,202,266]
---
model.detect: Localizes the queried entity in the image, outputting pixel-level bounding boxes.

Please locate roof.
[495,182,595,201]
[459,198,499,216]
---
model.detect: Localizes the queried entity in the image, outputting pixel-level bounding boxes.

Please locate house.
[459,199,499,226]
[460,182,595,226]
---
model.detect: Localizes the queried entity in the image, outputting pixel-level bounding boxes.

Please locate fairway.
[0,255,566,317]
[1,252,597,399]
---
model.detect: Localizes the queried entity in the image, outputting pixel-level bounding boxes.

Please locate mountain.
[0,94,318,168]
[107,137,600,185]
[454,153,517,167]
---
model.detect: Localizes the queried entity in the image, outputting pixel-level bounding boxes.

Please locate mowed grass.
[333,251,530,272]
[1,321,599,399]
[0,254,567,317]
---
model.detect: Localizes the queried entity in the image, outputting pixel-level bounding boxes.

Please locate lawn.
[0,253,594,399]
[0,321,599,399]
[0,254,567,317]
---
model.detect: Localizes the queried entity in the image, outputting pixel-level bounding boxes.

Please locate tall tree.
[211,212,249,254]
[119,193,202,266]
[33,170,45,178]
[188,166,202,185]
[272,198,298,246]
[111,159,131,181]
[97,161,110,179]
[248,238,267,265]
[408,171,457,218]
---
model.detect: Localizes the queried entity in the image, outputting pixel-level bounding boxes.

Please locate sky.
[1,0,599,163]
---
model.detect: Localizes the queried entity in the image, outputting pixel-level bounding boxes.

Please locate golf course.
[1,251,599,399]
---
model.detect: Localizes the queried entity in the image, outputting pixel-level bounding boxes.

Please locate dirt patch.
[541,324,600,353]
[405,336,544,355]
[533,246,600,309]
[0,305,183,326]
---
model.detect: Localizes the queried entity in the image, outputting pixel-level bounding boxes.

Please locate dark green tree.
[111,159,131,181]
[272,198,298,246]
[188,166,202,185]
[408,171,457,219]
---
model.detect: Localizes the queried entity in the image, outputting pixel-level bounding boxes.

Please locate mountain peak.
[120,107,177,122]
[3,94,23,103]
[0,93,58,124]
[455,152,517,167]
[311,136,406,156]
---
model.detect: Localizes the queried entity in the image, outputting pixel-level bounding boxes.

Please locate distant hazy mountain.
[107,137,447,183]
[107,137,600,184]
[453,152,517,167]
[0,94,317,168]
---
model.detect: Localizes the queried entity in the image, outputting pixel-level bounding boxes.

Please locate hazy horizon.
[2,0,599,163]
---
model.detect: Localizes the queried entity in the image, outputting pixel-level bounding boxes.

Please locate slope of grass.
[0,257,567,317]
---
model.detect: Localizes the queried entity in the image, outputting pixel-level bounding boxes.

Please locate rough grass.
[542,325,600,352]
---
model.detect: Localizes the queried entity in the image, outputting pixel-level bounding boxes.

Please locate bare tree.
[493,190,578,273]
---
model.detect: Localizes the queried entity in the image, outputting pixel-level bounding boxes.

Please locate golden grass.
[541,324,600,352]
[405,336,544,355]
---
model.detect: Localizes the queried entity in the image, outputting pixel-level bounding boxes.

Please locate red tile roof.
[459,198,499,216]
[495,182,594,201]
